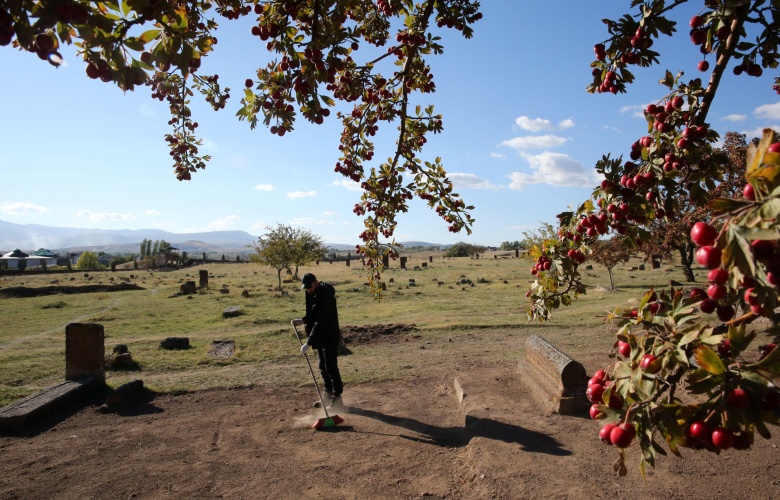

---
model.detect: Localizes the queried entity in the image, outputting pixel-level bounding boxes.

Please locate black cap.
[301,273,317,289]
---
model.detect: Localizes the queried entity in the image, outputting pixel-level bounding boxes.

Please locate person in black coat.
[298,273,343,407]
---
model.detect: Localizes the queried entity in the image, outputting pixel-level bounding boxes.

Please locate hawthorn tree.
[523,1,780,476]
[643,132,748,282]
[0,0,480,297]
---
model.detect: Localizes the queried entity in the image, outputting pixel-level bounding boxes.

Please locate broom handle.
[292,321,331,418]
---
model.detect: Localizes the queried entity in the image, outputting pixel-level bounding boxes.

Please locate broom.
[291,320,344,429]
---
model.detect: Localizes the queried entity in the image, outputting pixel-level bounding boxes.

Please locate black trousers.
[317,344,343,396]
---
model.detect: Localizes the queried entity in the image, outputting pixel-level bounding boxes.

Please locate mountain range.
[0,219,445,256]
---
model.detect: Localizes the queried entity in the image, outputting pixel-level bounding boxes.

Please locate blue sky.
[1,2,778,247]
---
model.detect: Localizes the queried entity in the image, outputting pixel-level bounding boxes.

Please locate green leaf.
[139,29,161,44]
[694,345,725,375]
[745,344,780,374]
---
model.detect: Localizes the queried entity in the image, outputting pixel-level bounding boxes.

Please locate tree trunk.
[276,269,283,291]
[608,268,615,290]
[678,245,696,282]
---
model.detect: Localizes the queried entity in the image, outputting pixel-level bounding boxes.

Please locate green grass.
[0,252,697,407]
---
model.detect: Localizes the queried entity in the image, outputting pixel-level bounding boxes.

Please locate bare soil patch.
[341,323,418,344]
[0,283,145,298]
[1,360,778,499]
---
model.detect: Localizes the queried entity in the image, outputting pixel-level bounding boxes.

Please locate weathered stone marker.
[222,305,241,318]
[199,269,209,288]
[382,254,390,268]
[65,323,105,382]
[516,335,589,415]
[400,256,407,269]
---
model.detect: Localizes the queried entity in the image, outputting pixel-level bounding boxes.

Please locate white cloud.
[332,179,362,192]
[291,217,334,226]
[450,173,500,190]
[206,215,239,230]
[489,152,507,159]
[254,184,276,191]
[323,211,337,216]
[754,102,780,120]
[515,116,575,132]
[501,134,568,151]
[77,210,135,222]
[740,126,780,142]
[287,190,317,199]
[507,152,598,190]
[722,114,747,122]
[0,201,49,215]
[144,209,160,216]
[620,104,646,118]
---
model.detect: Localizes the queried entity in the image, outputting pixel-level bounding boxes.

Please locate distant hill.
[0,219,445,256]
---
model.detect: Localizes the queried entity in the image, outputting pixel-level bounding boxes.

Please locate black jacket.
[303,282,341,348]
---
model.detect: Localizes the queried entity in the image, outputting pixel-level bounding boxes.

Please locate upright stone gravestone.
[382,254,390,268]
[400,256,407,269]
[651,254,662,270]
[199,269,209,289]
[65,323,105,383]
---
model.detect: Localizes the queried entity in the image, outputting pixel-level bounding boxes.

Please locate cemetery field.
[2,252,779,500]
[1,251,685,407]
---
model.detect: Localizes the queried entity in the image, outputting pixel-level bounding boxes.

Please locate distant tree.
[145,240,152,259]
[590,236,635,290]
[139,239,148,259]
[444,242,485,258]
[202,252,206,261]
[75,251,104,271]
[251,224,297,291]
[500,241,522,251]
[221,254,226,261]
[152,240,160,256]
[291,230,329,280]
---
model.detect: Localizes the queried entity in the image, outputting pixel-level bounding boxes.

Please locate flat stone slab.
[208,340,235,359]
[0,377,98,429]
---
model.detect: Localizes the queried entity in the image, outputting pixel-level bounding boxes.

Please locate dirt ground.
[2,351,779,500]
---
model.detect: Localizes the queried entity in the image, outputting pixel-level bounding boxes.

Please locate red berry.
[586,384,605,404]
[640,354,660,373]
[700,298,717,314]
[590,404,605,420]
[707,268,728,284]
[696,246,722,269]
[688,421,711,442]
[690,222,718,246]
[707,283,726,300]
[711,427,734,450]
[610,423,636,448]
[726,388,750,409]
[618,341,631,357]
[743,183,755,200]
[599,423,617,444]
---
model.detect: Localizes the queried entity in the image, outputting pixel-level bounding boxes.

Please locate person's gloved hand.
[292,319,304,327]
[300,343,310,354]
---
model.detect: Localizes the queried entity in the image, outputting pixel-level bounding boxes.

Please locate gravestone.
[651,254,662,270]
[199,269,208,288]
[516,335,589,415]
[222,306,241,318]
[208,340,235,359]
[382,254,390,268]
[429,256,433,263]
[160,337,190,350]
[180,281,197,294]
[421,262,427,268]
[638,264,645,271]
[400,256,407,269]
[408,278,416,286]
[65,323,105,382]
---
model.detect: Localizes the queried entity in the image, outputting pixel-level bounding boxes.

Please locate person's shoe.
[327,395,343,410]
[313,391,333,408]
